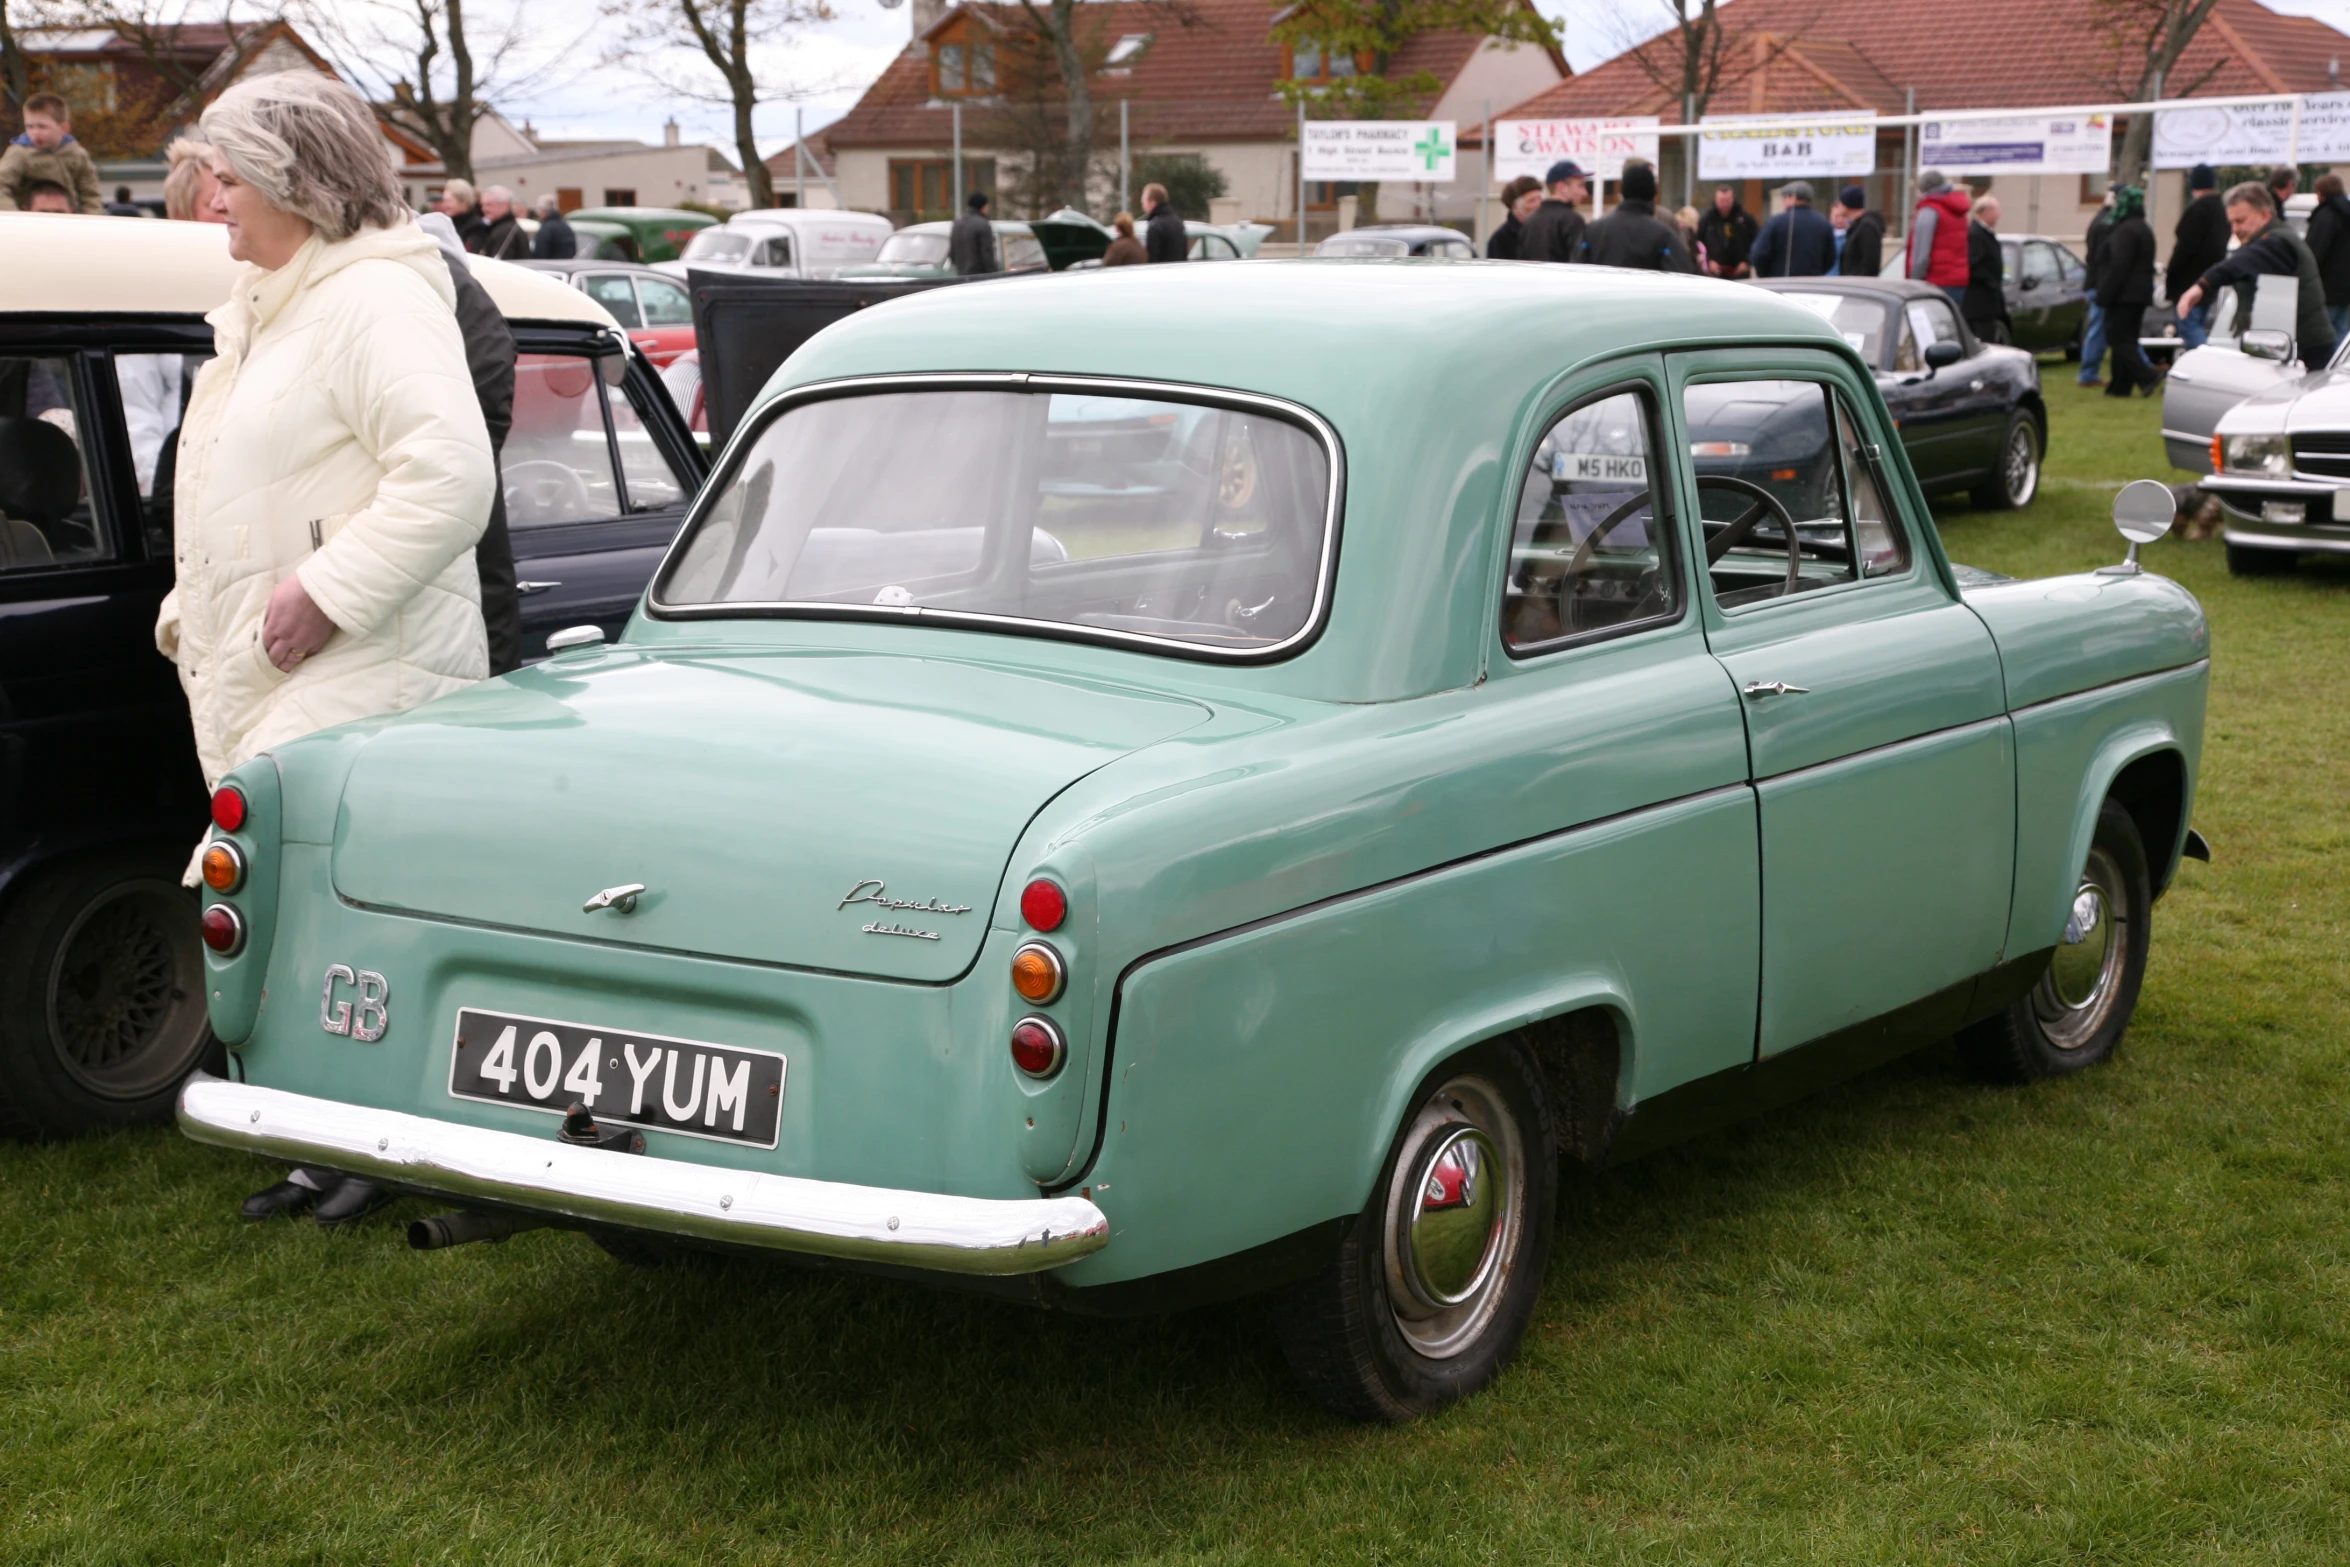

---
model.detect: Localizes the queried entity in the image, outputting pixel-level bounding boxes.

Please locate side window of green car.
[1502,387,1680,653]
[1684,377,1908,610]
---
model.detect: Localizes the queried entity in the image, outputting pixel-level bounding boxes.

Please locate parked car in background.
[2159,279,2340,473]
[1189,220,1273,259]
[659,209,894,282]
[1757,277,2046,509]
[0,212,700,1139]
[2196,354,2350,574]
[1878,232,2089,355]
[839,219,1050,278]
[182,264,2204,1423]
[1315,224,1477,258]
[517,259,698,366]
[564,207,718,265]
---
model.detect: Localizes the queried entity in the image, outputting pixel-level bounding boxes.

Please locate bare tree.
[2088,0,2224,183]
[1604,0,1738,123]
[2,0,35,116]
[301,0,577,184]
[603,0,837,211]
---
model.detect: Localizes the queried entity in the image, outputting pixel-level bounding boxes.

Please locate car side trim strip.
[177,1073,1108,1275]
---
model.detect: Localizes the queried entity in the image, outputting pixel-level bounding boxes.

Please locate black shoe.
[314,1177,393,1229]
[241,1178,320,1222]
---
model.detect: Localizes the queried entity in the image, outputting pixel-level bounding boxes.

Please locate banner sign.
[1698,114,1877,180]
[2156,93,2350,167]
[1302,121,1456,182]
[1919,113,2111,175]
[1492,117,1661,182]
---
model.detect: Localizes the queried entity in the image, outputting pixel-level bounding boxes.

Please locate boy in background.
[1,94,105,213]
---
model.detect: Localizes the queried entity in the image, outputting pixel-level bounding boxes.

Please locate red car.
[515,259,697,368]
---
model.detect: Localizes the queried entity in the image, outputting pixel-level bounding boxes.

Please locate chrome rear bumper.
[178,1073,1108,1275]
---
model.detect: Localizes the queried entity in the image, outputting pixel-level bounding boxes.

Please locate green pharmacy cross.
[1414,126,1452,171]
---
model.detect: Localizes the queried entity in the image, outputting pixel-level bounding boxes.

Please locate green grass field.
[5,380,2347,1564]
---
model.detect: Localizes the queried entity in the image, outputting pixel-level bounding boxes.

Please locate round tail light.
[1010,1016,1065,1078]
[1020,878,1067,932]
[210,784,247,833]
[1010,941,1066,1004]
[200,903,246,956]
[200,841,246,894]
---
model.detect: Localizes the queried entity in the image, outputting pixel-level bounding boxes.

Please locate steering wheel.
[1696,474,1802,599]
[1560,491,1661,584]
[504,459,595,526]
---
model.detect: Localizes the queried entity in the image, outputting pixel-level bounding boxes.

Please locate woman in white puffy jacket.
[159,73,494,1231]
[158,71,494,804]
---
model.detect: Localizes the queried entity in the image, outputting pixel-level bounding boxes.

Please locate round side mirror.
[2113,478,2176,544]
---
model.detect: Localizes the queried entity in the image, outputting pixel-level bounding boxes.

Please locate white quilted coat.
[157,221,494,789]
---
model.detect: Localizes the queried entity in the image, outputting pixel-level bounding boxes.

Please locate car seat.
[0,415,82,565]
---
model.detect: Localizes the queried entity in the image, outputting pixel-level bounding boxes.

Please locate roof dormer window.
[1286,41,1365,85]
[931,19,996,98]
[1106,33,1152,66]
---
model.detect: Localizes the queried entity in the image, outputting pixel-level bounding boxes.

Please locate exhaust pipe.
[408,1211,546,1251]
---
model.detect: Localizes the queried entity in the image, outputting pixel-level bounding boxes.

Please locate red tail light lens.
[1010,1017,1065,1078]
[200,903,246,956]
[1020,878,1067,932]
[210,784,247,833]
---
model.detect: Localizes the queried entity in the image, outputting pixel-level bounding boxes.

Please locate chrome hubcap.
[2006,427,2038,502]
[1383,1076,1524,1359]
[2033,846,2127,1050]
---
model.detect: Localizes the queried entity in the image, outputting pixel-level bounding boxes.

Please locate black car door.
[2016,241,2070,352]
[0,320,209,852]
[504,328,706,658]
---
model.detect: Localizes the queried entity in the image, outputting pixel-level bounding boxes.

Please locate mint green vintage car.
[179,265,2209,1422]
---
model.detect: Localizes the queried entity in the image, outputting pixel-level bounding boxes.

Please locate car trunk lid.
[329,648,1210,981]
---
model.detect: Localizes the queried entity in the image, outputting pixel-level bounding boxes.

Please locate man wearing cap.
[1834,184,1884,277]
[1575,160,1696,272]
[2167,164,2228,350]
[1751,180,1835,278]
[1518,159,1589,264]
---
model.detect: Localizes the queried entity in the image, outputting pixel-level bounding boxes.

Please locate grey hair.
[200,71,407,242]
[1917,168,1949,193]
[163,134,211,221]
[2225,179,2276,215]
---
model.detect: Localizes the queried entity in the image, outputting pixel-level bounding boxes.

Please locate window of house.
[603,187,637,207]
[888,158,996,219]
[1503,388,1678,651]
[932,23,996,96]
[1288,42,1363,84]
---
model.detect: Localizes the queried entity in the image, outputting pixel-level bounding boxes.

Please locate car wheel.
[2225,541,2297,576]
[1958,800,2150,1084]
[1275,1038,1555,1422]
[1972,413,2041,510]
[0,850,218,1139]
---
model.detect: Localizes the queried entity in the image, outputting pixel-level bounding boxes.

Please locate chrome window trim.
[644,371,1348,664]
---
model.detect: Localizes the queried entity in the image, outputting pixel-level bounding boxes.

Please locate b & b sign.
[1698,115,1877,180]
[1302,121,1457,182]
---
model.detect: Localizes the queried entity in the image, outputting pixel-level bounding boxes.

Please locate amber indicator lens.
[2210,434,2226,472]
[210,785,247,833]
[199,904,245,956]
[1010,1017,1065,1078]
[1020,878,1067,932]
[200,842,245,894]
[1010,941,1065,1004]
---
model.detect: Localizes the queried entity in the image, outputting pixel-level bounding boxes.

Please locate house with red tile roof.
[820,0,1566,232]
[1485,0,2350,246]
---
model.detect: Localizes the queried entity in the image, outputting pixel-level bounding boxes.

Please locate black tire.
[2225,540,2297,576]
[0,849,217,1139]
[1959,799,2151,1084]
[1972,412,2041,511]
[1275,1036,1556,1422]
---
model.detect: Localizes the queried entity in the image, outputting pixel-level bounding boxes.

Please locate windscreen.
[1777,291,1887,364]
[658,387,1333,653]
[877,232,951,266]
[683,230,753,262]
[1317,235,1410,257]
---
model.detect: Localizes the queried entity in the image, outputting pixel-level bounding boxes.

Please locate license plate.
[447,1008,785,1149]
[1554,451,1648,484]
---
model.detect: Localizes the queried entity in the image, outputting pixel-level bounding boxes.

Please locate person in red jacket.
[1905,168,1972,309]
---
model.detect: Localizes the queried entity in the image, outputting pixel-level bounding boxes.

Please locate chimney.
[663,118,681,148]
[912,0,949,45]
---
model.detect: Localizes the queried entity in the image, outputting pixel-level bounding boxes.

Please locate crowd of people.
[425,176,579,261]
[945,181,1192,274]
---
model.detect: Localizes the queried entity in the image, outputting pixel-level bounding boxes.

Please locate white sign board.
[1919,113,2112,176]
[1492,117,1661,183]
[1302,121,1456,183]
[2154,100,2295,168]
[1699,114,1876,181]
[2299,93,2350,163]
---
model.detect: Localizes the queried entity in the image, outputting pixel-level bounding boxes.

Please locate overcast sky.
[352,0,2350,159]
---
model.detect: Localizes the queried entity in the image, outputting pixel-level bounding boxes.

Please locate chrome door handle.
[517,580,562,595]
[1742,680,1811,699]
[583,883,646,914]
